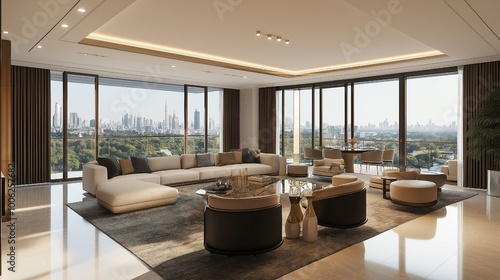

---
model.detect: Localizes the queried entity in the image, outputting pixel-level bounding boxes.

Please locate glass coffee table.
[196,176,330,198]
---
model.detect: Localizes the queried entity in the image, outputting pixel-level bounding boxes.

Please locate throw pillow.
[97,156,121,179]
[196,153,213,167]
[249,148,261,163]
[217,152,235,166]
[131,156,152,173]
[233,148,252,163]
[119,158,134,175]
[233,150,243,164]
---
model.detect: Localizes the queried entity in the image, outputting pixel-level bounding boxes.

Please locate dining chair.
[303,147,323,164]
[359,150,383,175]
[382,149,395,168]
[322,148,342,159]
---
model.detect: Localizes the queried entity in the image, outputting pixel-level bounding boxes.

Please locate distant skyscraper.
[165,100,169,130]
[194,109,200,130]
[69,112,79,128]
[53,102,61,127]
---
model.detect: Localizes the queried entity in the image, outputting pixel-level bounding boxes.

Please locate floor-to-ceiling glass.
[207,88,221,153]
[187,86,206,154]
[50,72,63,180]
[98,78,185,158]
[406,73,459,171]
[353,79,400,169]
[321,86,345,148]
[65,73,97,179]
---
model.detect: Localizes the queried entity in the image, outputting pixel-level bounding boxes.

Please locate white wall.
[239,87,259,149]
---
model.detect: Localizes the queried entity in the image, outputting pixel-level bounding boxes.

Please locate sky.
[52,73,459,128]
[287,73,459,127]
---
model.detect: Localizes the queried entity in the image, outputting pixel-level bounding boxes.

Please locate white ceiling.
[3,0,500,89]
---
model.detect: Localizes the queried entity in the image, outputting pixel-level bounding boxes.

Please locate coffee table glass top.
[196,176,331,198]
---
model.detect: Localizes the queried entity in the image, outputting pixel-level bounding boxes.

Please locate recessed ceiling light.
[2,31,8,34]
[78,8,86,13]
[62,24,69,28]
[172,65,176,68]
[37,45,42,49]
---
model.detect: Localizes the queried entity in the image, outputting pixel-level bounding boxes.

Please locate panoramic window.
[321,86,346,148]
[353,79,400,170]
[50,73,222,180]
[98,78,185,158]
[406,73,459,170]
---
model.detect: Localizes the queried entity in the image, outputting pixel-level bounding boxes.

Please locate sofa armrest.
[278,156,287,176]
[314,160,325,166]
[259,153,279,174]
[439,166,449,175]
[83,163,108,196]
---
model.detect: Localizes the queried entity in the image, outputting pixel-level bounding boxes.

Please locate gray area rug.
[67,182,476,280]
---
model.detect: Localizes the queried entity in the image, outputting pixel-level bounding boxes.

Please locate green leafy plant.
[467,88,500,166]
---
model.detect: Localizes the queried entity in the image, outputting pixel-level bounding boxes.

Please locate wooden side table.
[381,176,397,199]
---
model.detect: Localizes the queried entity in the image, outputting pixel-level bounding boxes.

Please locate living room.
[2,0,500,279]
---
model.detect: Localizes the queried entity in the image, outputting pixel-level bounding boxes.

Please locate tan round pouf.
[390,180,437,207]
[332,174,358,186]
[287,164,309,177]
[417,172,447,189]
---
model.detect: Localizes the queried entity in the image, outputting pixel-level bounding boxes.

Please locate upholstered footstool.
[96,180,178,214]
[417,172,447,189]
[287,164,309,177]
[390,180,437,207]
[332,174,358,186]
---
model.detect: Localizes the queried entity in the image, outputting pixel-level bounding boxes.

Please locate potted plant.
[467,88,500,196]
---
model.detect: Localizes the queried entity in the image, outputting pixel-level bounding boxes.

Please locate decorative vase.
[302,195,318,242]
[285,195,303,239]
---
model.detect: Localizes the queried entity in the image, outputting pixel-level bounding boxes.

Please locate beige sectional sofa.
[83,152,281,196]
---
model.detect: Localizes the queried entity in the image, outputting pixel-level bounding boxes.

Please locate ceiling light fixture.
[78,8,86,13]
[2,31,8,34]
[257,30,290,44]
[37,45,42,49]
[62,24,69,28]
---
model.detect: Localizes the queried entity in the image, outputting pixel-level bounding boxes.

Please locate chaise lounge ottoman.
[96,180,179,214]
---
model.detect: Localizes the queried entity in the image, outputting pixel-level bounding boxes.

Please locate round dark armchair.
[204,193,283,255]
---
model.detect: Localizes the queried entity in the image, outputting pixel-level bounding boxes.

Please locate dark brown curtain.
[223,88,240,151]
[11,66,51,184]
[463,61,500,189]
[258,87,277,153]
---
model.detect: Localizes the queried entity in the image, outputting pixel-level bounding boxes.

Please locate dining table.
[340,147,376,173]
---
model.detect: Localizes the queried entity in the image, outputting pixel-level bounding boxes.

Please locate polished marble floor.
[1,176,499,279]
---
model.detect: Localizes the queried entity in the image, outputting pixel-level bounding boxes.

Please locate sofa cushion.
[218,152,235,166]
[148,155,181,172]
[196,153,213,167]
[233,150,243,164]
[249,148,261,163]
[181,154,197,169]
[194,166,232,180]
[97,156,121,179]
[131,157,152,173]
[153,169,200,185]
[232,148,251,163]
[229,164,273,176]
[96,180,178,214]
[108,173,160,184]
[119,158,134,175]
